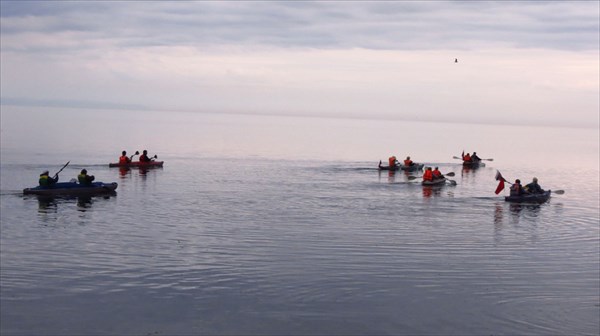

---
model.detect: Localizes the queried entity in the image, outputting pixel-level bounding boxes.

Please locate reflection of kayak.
[463,161,485,168]
[422,178,446,186]
[109,161,164,168]
[23,182,118,196]
[400,163,424,172]
[505,190,551,203]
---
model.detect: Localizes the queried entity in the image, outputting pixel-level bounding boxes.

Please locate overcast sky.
[1,1,598,127]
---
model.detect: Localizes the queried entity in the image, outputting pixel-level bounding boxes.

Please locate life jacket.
[463,154,472,162]
[140,155,151,162]
[423,170,433,181]
[510,184,522,196]
[404,159,413,166]
[78,174,94,185]
[119,155,129,164]
[433,169,442,178]
[39,175,50,187]
[388,156,396,167]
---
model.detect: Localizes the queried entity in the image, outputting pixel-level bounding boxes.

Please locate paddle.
[553,190,565,195]
[53,161,70,179]
[129,151,140,161]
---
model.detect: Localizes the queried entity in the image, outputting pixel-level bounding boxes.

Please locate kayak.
[378,163,400,171]
[463,161,485,168]
[400,163,424,172]
[505,190,551,203]
[109,161,164,168]
[422,178,446,186]
[23,182,118,196]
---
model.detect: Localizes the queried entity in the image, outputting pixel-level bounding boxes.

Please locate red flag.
[495,179,505,194]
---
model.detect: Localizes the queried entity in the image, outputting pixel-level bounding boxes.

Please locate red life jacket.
[433,169,442,178]
[404,159,413,166]
[463,154,472,162]
[388,156,396,167]
[423,170,433,181]
[119,156,129,164]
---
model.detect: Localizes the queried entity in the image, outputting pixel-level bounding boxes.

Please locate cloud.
[1,1,598,128]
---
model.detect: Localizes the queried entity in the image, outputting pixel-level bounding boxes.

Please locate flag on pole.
[461,150,465,159]
[495,170,506,194]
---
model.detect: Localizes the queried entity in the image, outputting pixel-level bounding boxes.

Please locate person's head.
[427,167,432,171]
[434,167,439,170]
[515,179,521,184]
[40,170,49,176]
[532,177,538,183]
[406,156,410,159]
[143,150,148,155]
[81,169,87,175]
[122,150,127,156]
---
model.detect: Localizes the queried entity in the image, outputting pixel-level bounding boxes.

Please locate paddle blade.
[408,176,420,180]
[553,190,565,195]
[445,172,455,177]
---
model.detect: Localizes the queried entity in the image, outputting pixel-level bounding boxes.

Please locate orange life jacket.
[388,156,396,167]
[433,169,442,178]
[119,156,129,164]
[463,154,472,162]
[423,170,433,181]
[404,159,413,166]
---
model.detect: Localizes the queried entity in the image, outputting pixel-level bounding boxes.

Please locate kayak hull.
[505,190,551,203]
[109,161,164,168]
[422,178,446,186]
[379,163,424,171]
[463,161,485,168]
[23,182,118,196]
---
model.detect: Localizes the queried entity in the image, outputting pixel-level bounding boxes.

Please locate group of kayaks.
[23,153,164,197]
[378,153,555,204]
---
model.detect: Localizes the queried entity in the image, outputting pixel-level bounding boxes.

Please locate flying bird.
[455,58,458,63]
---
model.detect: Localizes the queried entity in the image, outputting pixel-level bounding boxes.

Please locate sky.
[1,1,599,128]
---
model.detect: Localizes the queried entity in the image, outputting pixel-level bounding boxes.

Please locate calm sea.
[1,107,599,335]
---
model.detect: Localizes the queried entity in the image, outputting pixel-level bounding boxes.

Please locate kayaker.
[525,177,545,194]
[462,152,472,162]
[510,179,524,196]
[423,167,434,182]
[388,156,398,168]
[471,152,481,162]
[119,151,131,164]
[404,156,414,166]
[39,170,58,187]
[139,150,156,163]
[432,167,444,179]
[78,169,95,185]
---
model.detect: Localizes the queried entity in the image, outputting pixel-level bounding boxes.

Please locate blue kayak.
[23,182,118,196]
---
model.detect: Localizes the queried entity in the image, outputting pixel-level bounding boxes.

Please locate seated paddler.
[39,170,58,187]
[525,177,544,194]
[78,169,95,185]
[119,151,131,164]
[404,156,414,166]
[422,167,434,182]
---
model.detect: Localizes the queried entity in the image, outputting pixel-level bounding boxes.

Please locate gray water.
[1,107,599,335]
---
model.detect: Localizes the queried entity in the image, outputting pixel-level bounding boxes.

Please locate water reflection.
[422,185,443,198]
[34,193,116,218]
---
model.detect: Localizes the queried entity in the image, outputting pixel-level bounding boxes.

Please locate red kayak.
[109,161,164,168]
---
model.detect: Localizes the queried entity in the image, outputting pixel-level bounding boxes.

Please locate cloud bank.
[1,1,598,127]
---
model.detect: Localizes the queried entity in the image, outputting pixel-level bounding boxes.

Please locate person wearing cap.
[510,179,524,196]
[78,169,95,185]
[432,167,444,179]
[525,177,544,194]
[39,170,58,187]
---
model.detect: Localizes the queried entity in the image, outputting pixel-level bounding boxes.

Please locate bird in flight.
[455,58,458,63]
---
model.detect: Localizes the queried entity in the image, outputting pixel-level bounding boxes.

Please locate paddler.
[525,177,544,194]
[388,155,398,168]
[432,167,444,179]
[39,170,58,187]
[119,151,131,164]
[510,179,524,196]
[139,150,157,163]
[471,152,481,162]
[404,156,414,167]
[78,169,95,185]
[462,152,472,163]
[422,167,434,182]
